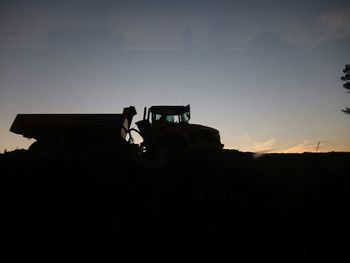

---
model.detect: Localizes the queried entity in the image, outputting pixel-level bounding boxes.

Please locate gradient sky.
[1,0,349,153]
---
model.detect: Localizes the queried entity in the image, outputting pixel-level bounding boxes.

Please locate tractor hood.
[187,123,223,149]
[190,124,219,133]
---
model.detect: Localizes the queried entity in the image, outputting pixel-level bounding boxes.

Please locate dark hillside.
[1,150,350,262]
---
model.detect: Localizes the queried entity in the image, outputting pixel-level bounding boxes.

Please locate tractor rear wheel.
[148,136,186,170]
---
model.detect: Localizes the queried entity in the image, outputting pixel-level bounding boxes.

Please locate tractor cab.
[134,105,191,150]
[148,105,191,124]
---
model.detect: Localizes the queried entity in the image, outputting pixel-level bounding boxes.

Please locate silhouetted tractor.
[133,105,223,162]
[9,105,223,161]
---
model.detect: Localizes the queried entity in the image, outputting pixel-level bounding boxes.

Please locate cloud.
[0,30,43,49]
[279,140,315,153]
[241,138,350,154]
[251,138,276,153]
[47,29,124,51]
[317,9,350,38]
[280,140,350,153]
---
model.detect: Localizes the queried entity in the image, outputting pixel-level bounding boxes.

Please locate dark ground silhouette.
[1,150,349,262]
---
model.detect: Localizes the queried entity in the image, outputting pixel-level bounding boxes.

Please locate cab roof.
[149,105,190,115]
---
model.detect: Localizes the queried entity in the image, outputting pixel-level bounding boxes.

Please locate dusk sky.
[1,0,349,153]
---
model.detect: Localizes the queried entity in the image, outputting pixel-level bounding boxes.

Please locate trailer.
[10,106,136,153]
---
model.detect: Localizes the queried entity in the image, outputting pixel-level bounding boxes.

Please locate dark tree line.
[341,64,350,115]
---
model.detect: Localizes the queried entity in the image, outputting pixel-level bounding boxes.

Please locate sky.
[0,0,350,153]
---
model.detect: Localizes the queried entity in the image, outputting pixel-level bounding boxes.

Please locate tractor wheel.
[148,137,186,170]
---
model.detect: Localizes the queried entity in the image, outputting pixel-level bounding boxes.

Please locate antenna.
[316,141,320,152]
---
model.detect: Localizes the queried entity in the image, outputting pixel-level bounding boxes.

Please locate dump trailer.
[10,106,136,153]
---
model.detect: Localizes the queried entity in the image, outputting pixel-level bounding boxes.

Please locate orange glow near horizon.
[2,133,350,154]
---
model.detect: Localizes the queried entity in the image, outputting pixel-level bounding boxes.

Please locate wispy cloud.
[237,137,350,154]
[250,138,276,153]
[280,140,350,153]
[317,9,350,38]
[280,140,315,153]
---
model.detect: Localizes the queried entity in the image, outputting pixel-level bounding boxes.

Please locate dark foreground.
[1,150,350,262]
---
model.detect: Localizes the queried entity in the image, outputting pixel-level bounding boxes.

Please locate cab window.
[152,114,179,123]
